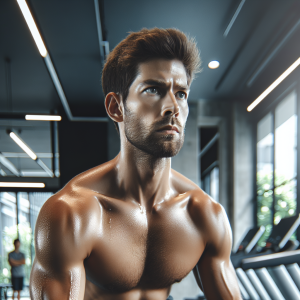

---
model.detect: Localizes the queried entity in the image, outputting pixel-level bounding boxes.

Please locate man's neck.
[116,141,173,210]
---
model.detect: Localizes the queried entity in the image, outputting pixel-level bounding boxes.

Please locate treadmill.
[233,226,266,255]
[232,214,300,268]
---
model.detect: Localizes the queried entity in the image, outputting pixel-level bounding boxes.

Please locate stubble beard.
[123,106,185,158]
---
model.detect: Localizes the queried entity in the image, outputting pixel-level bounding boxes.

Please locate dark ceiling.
[1,0,300,119]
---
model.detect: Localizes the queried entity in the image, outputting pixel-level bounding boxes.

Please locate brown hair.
[14,238,20,246]
[102,28,201,130]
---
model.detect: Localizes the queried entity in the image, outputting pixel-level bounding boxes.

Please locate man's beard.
[123,106,185,158]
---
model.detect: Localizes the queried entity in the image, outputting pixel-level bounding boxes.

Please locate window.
[0,192,52,287]
[256,90,297,246]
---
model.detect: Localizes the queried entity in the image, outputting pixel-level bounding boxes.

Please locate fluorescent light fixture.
[0,182,45,188]
[247,57,300,112]
[9,132,37,160]
[16,0,47,57]
[208,61,220,69]
[25,115,62,121]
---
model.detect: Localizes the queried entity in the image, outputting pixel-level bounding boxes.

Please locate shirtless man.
[30,28,242,300]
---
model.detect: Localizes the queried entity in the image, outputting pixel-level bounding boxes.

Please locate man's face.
[15,241,20,250]
[122,59,189,158]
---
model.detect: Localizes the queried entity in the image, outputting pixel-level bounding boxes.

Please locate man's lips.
[157,125,179,133]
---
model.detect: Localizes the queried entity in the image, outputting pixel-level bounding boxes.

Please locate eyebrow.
[140,79,189,91]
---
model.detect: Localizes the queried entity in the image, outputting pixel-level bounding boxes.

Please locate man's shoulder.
[171,169,229,243]
[187,189,231,249]
[171,168,221,210]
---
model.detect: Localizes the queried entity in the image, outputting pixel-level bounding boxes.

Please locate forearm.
[10,259,25,266]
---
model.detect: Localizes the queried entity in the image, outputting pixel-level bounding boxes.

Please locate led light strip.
[25,115,62,121]
[16,0,108,122]
[9,132,37,160]
[0,182,45,188]
[247,57,300,112]
[16,0,47,57]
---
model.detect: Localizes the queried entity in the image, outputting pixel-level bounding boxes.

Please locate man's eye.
[176,91,186,99]
[145,87,158,94]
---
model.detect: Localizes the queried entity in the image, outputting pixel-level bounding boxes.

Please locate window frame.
[254,85,300,242]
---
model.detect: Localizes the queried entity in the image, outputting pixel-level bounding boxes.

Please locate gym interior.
[0,0,300,299]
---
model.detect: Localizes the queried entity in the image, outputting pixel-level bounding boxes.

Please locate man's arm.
[9,258,25,266]
[30,192,95,300]
[191,193,242,300]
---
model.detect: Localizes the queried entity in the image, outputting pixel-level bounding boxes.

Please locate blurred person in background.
[8,239,25,300]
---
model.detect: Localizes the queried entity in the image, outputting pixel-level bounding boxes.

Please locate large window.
[257,90,297,246]
[0,192,52,287]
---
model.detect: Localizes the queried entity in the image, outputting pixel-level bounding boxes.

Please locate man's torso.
[83,191,206,299]
[9,251,25,278]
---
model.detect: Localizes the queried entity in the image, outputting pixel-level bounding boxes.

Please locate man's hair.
[13,238,20,246]
[102,28,201,131]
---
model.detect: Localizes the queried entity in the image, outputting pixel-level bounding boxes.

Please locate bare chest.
[84,202,205,294]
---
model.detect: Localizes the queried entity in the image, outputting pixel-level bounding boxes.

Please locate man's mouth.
[157,125,179,134]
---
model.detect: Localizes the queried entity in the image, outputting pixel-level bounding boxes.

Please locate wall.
[198,99,232,217]
[232,102,255,249]
[197,99,255,248]
[58,117,108,189]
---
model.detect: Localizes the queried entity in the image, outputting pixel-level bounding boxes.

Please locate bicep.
[30,259,86,300]
[197,252,241,300]
[195,204,241,299]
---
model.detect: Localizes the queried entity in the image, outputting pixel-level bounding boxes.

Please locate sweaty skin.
[30,59,242,300]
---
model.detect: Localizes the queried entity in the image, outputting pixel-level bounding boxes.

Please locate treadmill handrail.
[242,250,300,269]
[245,226,265,253]
[279,214,300,249]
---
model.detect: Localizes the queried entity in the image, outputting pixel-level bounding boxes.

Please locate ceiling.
[0,0,299,181]
[0,0,300,119]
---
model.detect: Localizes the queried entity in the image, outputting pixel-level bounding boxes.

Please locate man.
[30,28,242,300]
[8,239,25,300]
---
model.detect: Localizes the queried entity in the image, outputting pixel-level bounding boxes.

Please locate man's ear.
[105,92,123,122]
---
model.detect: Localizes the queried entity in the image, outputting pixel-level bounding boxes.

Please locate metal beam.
[0,153,20,176]
[223,0,246,38]
[199,133,219,158]
[94,0,110,64]
[44,54,108,122]
[247,19,300,87]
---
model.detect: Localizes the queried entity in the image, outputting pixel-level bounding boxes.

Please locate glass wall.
[256,90,297,246]
[0,192,18,283]
[274,92,297,224]
[0,192,52,285]
[257,113,274,244]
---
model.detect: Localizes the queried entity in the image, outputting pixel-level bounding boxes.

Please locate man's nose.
[161,91,180,117]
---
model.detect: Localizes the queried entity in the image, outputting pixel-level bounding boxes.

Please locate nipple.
[139,204,145,214]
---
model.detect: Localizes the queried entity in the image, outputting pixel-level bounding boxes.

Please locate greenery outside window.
[257,90,297,246]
